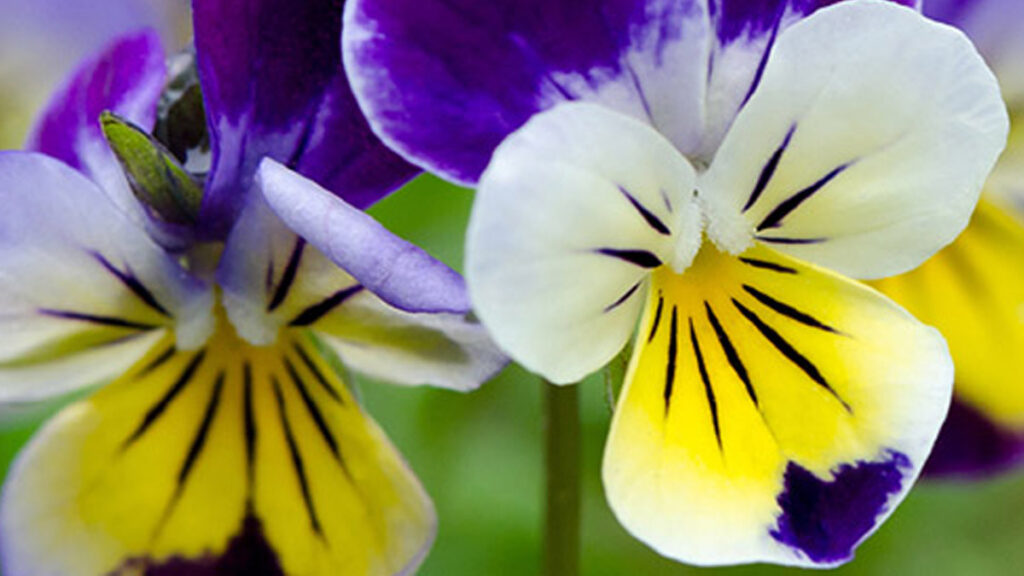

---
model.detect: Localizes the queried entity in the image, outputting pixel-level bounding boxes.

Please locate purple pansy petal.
[25,29,166,193]
[256,159,469,315]
[925,0,1024,103]
[923,398,1024,479]
[194,0,418,237]
[344,0,714,184]
[0,0,176,52]
[343,0,921,182]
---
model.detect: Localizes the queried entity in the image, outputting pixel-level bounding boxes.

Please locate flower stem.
[543,381,580,576]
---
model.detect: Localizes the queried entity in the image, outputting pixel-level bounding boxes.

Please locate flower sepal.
[100,111,204,226]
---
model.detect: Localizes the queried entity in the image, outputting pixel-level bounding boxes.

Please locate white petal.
[467,103,699,383]
[0,152,212,402]
[699,0,1008,279]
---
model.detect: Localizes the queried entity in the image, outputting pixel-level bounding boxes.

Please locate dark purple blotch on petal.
[771,450,911,564]
[193,0,418,238]
[135,514,284,576]
[923,397,1024,479]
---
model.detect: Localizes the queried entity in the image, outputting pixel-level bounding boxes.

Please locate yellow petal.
[872,197,1024,474]
[603,243,951,567]
[1,322,434,576]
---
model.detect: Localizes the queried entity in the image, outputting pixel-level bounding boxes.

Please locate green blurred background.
[3,3,1024,575]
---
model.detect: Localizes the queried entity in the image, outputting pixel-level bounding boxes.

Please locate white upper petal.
[699,0,1008,280]
[467,103,699,383]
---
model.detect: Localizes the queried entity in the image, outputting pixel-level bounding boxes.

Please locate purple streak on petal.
[771,450,911,564]
[922,397,1024,479]
[193,0,418,238]
[344,0,702,184]
[711,0,919,115]
[257,159,469,314]
[714,0,919,43]
[25,30,166,177]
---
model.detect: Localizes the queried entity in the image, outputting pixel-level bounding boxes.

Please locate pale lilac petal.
[254,159,469,315]
[925,0,1024,103]
[922,399,1024,478]
[0,152,212,403]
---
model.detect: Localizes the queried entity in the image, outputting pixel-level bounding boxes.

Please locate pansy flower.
[343,0,1007,567]
[0,1,504,574]
[870,0,1024,478]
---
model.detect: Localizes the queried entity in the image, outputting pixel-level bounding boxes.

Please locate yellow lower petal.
[603,243,951,567]
[1,320,434,576]
[872,197,1024,431]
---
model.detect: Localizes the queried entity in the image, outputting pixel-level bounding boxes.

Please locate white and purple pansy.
[0,1,505,575]
[343,0,1007,568]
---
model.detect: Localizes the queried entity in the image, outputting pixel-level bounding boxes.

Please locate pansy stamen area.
[0,1,505,574]
[344,0,1008,567]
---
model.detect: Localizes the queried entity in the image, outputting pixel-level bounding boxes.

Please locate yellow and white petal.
[218,191,363,347]
[0,152,212,403]
[311,290,506,392]
[467,102,700,383]
[603,243,951,567]
[699,0,1007,280]
[0,321,434,576]
[872,198,1024,476]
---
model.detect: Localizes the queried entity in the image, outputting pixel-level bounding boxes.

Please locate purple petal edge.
[771,450,911,564]
[193,0,418,239]
[922,397,1024,480]
[342,0,654,185]
[342,0,920,186]
[256,159,470,315]
[25,29,166,176]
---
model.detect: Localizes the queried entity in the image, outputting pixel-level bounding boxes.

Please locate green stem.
[543,381,581,576]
